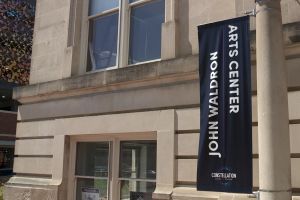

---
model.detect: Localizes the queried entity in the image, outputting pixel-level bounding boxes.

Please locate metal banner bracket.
[244,8,257,17]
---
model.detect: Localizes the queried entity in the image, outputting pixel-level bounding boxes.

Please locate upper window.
[129,0,165,64]
[86,0,119,71]
[85,0,165,72]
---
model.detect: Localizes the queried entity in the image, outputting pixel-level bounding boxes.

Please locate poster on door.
[81,188,100,200]
[130,192,152,200]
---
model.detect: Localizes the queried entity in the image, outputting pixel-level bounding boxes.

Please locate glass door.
[72,138,157,200]
[119,141,156,200]
[75,142,111,200]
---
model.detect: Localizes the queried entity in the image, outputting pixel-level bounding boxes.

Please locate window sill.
[85,65,118,75]
[85,59,161,75]
[127,59,161,68]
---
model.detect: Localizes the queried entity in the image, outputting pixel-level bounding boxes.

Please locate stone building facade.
[4,0,300,200]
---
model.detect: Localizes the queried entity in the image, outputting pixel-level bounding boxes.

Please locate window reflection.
[89,0,119,16]
[0,147,14,175]
[119,141,156,200]
[119,141,156,179]
[87,13,119,71]
[129,0,165,64]
[76,142,109,177]
[75,142,110,200]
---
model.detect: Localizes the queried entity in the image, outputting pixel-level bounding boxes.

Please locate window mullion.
[75,175,108,180]
[117,0,130,68]
[79,0,90,74]
[110,138,120,200]
[118,177,156,183]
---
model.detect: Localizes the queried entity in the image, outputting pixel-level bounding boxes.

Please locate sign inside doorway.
[81,188,100,200]
[197,16,252,193]
[130,192,152,200]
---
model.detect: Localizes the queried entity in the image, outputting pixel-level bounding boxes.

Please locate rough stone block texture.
[289,91,300,120]
[176,159,197,182]
[176,133,199,156]
[175,123,300,156]
[30,0,72,84]
[292,159,300,187]
[17,81,200,121]
[4,185,57,200]
[290,125,300,154]
[172,187,219,200]
[161,21,178,60]
[252,125,300,155]
[218,193,256,200]
[176,108,200,130]
[287,58,300,88]
[177,0,236,56]
[281,0,300,24]
[253,159,259,187]
[13,157,52,175]
[16,120,56,138]
[235,0,300,30]
[15,138,53,156]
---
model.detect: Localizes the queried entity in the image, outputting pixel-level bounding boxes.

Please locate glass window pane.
[120,180,155,200]
[76,142,109,177]
[0,147,14,175]
[87,13,119,71]
[119,141,156,179]
[128,0,139,3]
[89,0,119,16]
[76,178,108,200]
[129,0,165,64]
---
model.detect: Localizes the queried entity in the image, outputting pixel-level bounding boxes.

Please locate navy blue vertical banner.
[197,16,252,193]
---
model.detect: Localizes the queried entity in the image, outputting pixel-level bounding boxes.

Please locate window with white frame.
[83,0,165,72]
